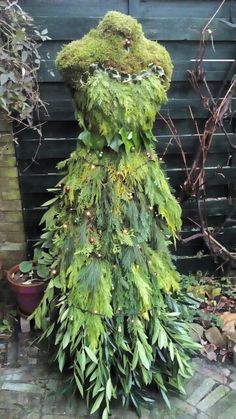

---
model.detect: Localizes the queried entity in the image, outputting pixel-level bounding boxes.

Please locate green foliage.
[0,0,48,125]
[56,11,172,152]
[19,248,51,280]
[56,12,172,90]
[0,318,12,334]
[32,143,199,415]
[36,264,49,279]
[19,261,33,273]
[32,11,199,417]
[74,73,166,144]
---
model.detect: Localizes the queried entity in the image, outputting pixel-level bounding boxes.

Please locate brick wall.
[0,113,26,272]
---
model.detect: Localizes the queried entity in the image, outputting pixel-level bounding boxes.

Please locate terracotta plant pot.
[7,264,45,316]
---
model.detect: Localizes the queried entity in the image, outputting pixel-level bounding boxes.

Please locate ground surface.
[0,329,236,419]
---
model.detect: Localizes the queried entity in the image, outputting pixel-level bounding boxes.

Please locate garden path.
[0,329,236,419]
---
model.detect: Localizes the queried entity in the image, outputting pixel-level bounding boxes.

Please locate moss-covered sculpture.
[56,11,172,147]
[33,11,199,417]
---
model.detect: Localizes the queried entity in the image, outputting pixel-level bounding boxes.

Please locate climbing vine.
[0,0,49,151]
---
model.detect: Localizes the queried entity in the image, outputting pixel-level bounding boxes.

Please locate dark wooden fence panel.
[17,0,236,273]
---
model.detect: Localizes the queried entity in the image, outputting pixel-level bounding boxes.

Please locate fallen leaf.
[220,312,236,333]
[206,350,217,361]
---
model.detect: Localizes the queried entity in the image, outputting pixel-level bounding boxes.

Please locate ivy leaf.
[109,134,122,152]
[80,131,93,148]
[15,29,26,43]
[78,131,105,150]
[21,51,28,63]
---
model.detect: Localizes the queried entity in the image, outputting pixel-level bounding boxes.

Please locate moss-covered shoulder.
[56,11,173,89]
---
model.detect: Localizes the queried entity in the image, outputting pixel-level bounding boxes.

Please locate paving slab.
[171,397,197,416]
[205,390,236,417]
[218,405,236,419]
[197,384,230,411]
[196,413,210,419]
[2,381,45,395]
[0,409,26,419]
[229,381,236,390]
[187,378,215,405]
[41,416,74,419]
[0,389,42,413]
[184,373,206,399]
[193,361,229,384]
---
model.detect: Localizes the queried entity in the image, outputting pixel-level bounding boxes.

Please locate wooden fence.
[17,0,236,273]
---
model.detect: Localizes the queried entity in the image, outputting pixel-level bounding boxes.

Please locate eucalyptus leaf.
[36,264,49,279]
[19,261,33,273]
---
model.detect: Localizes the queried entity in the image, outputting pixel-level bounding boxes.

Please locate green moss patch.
[56,11,173,90]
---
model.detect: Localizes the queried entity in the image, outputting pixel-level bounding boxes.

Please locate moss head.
[56,11,173,147]
[56,11,173,87]
[97,11,143,41]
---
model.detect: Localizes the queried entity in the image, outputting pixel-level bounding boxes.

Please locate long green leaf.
[160,389,171,409]
[58,351,65,372]
[102,407,109,419]
[90,391,105,414]
[85,346,98,364]
[41,197,58,207]
[74,373,84,397]
[137,340,150,370]
[106,378,112,401]
[62,330,70,349]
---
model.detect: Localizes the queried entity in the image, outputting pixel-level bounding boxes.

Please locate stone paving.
[0,331,236,419]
